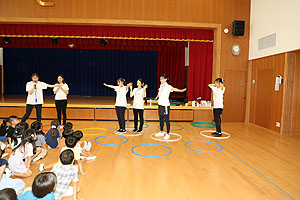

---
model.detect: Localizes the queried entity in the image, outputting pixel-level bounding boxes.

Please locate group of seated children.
[0,116,95,200]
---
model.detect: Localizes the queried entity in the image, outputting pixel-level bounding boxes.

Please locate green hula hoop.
[126,122,149,129]
[191,122,216,128]
[158,124,184,131]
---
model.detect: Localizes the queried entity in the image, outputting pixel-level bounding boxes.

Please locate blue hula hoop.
[131,144,172,157]
[94,135,128,146]
[185,141,223,153]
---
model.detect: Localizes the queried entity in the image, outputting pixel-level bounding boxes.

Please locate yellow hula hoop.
[80,128,108,136]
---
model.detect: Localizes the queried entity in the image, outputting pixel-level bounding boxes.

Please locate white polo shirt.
[114,86,128,107]
[158,83,173,107]
[53,83,69,100]
[132,88,146,110]
[26,81,48,105]
[209,86,225,109]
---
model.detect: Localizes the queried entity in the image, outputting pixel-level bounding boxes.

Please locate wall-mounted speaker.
[232,20,245,36]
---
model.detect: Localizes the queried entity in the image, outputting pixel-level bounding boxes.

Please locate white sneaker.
[163,134,170,140]
[39,163,45,171]
[87,142,92,152]
[33,157,40,162]
[83,141,88,150]
[86,156,97,161]
[6,144,10,148]
[1,143,6,150]
[155,131,165,137]
[1,153,8,158]
[5,168,13,178]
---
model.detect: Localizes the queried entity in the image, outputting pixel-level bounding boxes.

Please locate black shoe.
[133,129,138,133]
[116,129,122,133]
[120,129,126,133]
[214,132,222,137]
[137,129,143,133]
[211,132,218,136]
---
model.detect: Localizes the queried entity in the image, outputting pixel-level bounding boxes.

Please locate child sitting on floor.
[8,129,35,178]
[51,149,81,200]
[40,136,86,176]
[73,131,96,161]
[18,172,57,200]
[45,120,61,149]
[0,148,25,195]
[31,121,47,162]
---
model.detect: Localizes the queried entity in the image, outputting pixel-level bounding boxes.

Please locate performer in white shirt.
[21,73,57,122]
[130,78,147,133]
[155,74,186,140]
[104,78,132,133]
[208,78,225,137]
[53,74,69,126]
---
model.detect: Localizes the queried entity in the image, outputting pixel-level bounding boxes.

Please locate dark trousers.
[116,106,126,130]
[213,108,223,133]
[158,105,170,133]
[55,100,68,125]
[21,104,42,122]
[133,109,144,130]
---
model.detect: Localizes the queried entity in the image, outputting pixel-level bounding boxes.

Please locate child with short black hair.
[51,149,80,200]
[6,116,19,148]
[73,131,95,161]
[18,172,57,200]
[0,119,10,143]
[45,120,61,149]
[58,129,74,153]
[31,121,47,162]
[0,188,17,200]
[8,129,36,177]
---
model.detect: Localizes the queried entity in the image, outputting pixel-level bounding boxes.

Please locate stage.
[0,95,213,121]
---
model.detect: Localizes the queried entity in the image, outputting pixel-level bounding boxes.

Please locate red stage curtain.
[0,24,214,41]
[157,47,186,97]
[188,42,213,101]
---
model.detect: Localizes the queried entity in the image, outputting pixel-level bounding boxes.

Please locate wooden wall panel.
[223,70,247,122]
[128,109,193,121]
[193,110,213,122]
[0,107,26,118]
[292,54,300,135]
[249,54,285,132]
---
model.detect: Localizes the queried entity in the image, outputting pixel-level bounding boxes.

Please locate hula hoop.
[158,124,183,131]
[200,130,230,140]
[94,135,128,146]
[81,128,108,136]
[185,141,223,153]
[115,130,144,137]
[42,125,63,132]
[125,122,149,129]
[191,122,216,128]
[151,132,182,142]
[131,144,172,157]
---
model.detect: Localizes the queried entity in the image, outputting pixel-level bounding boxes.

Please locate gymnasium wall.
[249,0,300,60]
[249,54,285,132]
[292,54,300,135]
[0,0,251,122]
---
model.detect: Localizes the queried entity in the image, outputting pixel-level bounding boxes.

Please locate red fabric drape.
[0,24,214,41]
[157,47,186,97]
[188,42,213,101]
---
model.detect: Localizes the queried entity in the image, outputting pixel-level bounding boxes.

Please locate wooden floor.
[4,120,300,200]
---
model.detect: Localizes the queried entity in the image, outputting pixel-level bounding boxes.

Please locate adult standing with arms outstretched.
[53,74,69,126]
[21,73,56,122]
